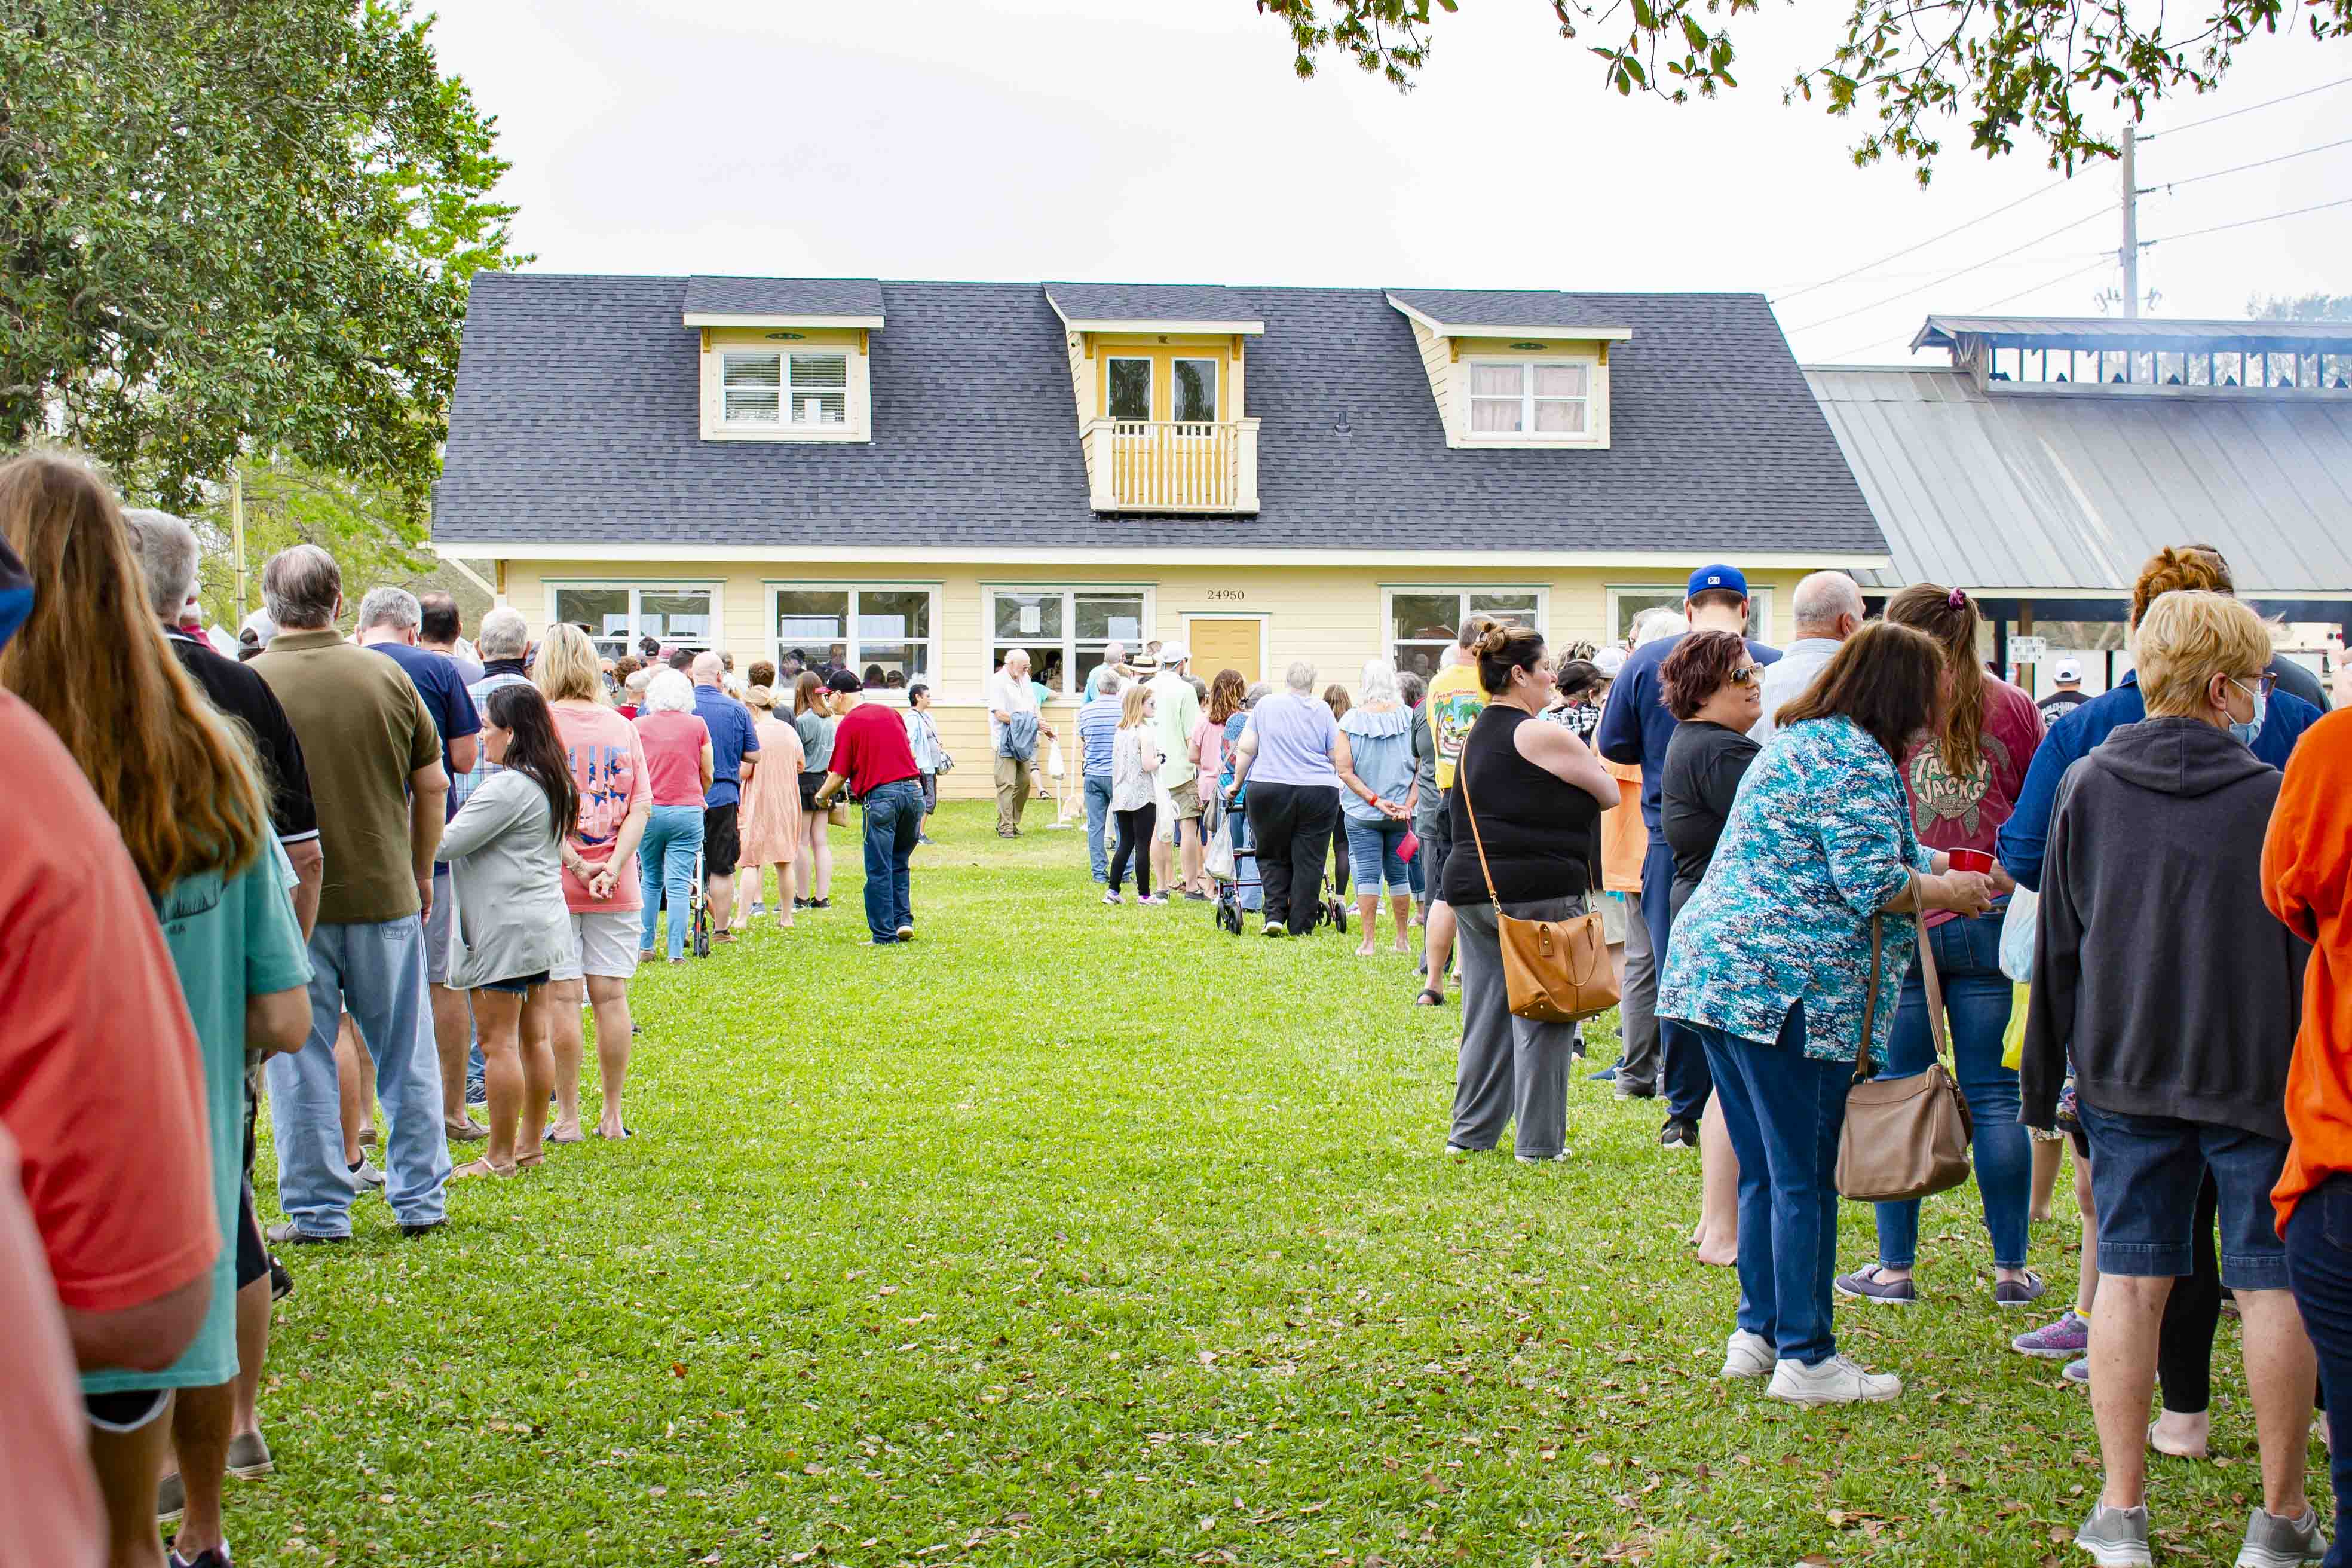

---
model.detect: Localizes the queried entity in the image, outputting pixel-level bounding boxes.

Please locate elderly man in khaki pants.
[986,648,1054,837]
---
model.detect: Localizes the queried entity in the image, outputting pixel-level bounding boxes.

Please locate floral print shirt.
[1656,716,1934,1065]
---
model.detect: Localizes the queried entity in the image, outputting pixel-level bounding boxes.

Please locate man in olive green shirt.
[251,546,453,1240]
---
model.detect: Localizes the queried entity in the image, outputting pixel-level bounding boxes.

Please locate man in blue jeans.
[249,545,454,1241]
[1076,675,1123,881]
[813,671,924,944]
[1597,564,1780,1150]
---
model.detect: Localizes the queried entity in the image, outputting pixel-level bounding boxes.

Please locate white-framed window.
[722,349,850,427]
[1106,357,1153,422]
[987,587,1150,700]
[1172,358,1217,423]
[548,583,719,662]
[770,584,938,696]
[1384,587,1545,682]
[1607,584,1775,646]
[1465,358,1595,439]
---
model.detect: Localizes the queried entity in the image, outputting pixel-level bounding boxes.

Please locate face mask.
[2227,679,2267,750]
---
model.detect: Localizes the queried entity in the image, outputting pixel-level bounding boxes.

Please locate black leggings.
[1110,804,1156,896]
[2156,1172,2223,1415]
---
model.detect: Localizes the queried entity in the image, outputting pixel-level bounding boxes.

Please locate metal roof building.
[1806,316,2352,632]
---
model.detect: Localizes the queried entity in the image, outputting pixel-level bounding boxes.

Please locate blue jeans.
[267,917,452,1237]
[1646,838,1712,1122]
[1230,808,1263,912]
[1696,1007,1848,1367]
[860,778,924,941]
[1085,773,1114,880]
[2284,1178,2352,1567]
[1872,912,2031,1269]
[637,804,704,961]
[1343,815,1411,895]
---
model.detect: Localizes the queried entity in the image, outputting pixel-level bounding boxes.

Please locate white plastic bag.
[1998,886,2039,984]
[1205,816,1238,882]
[1046,739,1066,778]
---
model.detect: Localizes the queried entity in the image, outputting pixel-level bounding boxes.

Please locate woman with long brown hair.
[1659,622,1995,1406]
[0,452,314,1568]
[1836,585,2048,1313]
[792,670,836,910]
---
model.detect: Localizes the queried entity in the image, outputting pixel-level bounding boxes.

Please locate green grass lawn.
[246,801,2317,1566]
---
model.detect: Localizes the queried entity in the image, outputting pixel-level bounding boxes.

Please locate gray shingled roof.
[434,274,1885,557]
[1045,282,1263,327]
[682,275,884,320]
[1387,288,1633,332]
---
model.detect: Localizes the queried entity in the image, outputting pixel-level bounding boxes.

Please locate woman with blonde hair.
[792,670,836,911]
[1337,657,1419,956]
[1107,680,1165,905]
[0,452,314,1568]
[733,682,806,933]
[535,623,651,1141]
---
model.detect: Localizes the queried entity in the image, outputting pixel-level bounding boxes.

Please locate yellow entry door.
[1187,617,1261,685]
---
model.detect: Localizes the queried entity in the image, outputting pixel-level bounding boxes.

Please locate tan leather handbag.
[1834,882,1974,1203]
[1457,758,1621,1026]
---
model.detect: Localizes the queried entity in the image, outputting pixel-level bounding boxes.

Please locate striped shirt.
[1077,694,1122,778]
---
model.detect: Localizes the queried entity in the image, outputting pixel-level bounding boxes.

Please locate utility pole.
[2120,125,2140,318]
[230,463,248,615]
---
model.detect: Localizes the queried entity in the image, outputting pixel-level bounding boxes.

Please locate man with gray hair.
[1083,640,1135,700]
[1147,641,1205,898]
[358,587,484,1141]
[252,546,454,1239]
[1751,570,1864,745]
[987,647,1052,836]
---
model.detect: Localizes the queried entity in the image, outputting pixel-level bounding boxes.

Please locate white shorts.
[551,909,641,982]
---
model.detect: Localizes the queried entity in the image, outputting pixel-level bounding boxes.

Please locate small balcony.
[1084,417,1260,514]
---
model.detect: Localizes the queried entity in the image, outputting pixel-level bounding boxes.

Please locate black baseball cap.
[825,669,863,694]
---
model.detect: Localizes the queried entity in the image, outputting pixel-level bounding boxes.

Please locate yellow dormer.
[1386,291,1630,451]
[1046,284,1264,514]
[684,277,885,444]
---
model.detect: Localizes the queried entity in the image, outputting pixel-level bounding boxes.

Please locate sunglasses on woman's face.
[1728,664,1760,687]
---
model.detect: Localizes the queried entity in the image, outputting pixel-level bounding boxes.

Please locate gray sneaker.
[225,1430,273,1478]
[1832,1264,1918,1305]
[2236,1506,2328,1567]
[2076,1503,2152,1567]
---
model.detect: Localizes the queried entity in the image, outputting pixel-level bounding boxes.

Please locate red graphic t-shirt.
[1899,677,2045,927]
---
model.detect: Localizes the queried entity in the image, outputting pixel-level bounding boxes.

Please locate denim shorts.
[480,969,550,997]
[2078,1100,2291,1290]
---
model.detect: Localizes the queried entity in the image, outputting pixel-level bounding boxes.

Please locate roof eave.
[681,311,887,330]
[1384,294,1632,341]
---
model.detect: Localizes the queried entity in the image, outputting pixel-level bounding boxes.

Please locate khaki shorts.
[551,909,641,983]
[1600,890,1630,945]
[1169,776,1203,822]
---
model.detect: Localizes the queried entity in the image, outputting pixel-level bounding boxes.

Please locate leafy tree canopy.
[1,0,522,522]
[1256,0,2352,179]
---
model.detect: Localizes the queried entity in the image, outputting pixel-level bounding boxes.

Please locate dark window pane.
[1172,359,1217,423]
[1107,359,1152,421]
[640,591,712,645]
[1391,593,1459,644]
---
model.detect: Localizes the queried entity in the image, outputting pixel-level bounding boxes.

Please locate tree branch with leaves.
[1257,0,2351,179]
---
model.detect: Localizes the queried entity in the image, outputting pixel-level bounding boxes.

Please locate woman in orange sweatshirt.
[2271,705,2352,1561]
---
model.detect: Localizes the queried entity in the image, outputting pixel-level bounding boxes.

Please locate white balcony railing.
[1083,418,1260,513]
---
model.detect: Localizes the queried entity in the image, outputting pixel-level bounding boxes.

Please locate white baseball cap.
[2053,658,2082,682]
[1158,641,1190,665]
[1594,647,1628,678]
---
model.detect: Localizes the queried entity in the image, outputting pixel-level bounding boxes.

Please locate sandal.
[514,1149,547,1169]
[450,1157,516,1181]
[1414,987,1445,1007]
[545,1127,585,1146]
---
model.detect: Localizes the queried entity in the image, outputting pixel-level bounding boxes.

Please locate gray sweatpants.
[1448,894,1587,1160]
[1614,889,1660,1094]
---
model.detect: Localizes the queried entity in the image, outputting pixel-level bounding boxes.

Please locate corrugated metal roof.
[681,276,885,320]
[1913,314,2352,353]
[1805,366,2352,595]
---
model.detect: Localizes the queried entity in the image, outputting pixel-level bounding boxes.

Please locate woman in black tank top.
[1443,625,1621,1163]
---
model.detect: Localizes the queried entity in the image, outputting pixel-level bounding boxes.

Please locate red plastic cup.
[1947,848,1998,875]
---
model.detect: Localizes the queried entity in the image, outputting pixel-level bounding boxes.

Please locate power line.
[1783,205,2114,335]
[1817,256,2114,361]
[1768,179,2074,305]
[2140,75,2352,140]
[2141,133,2352,193]
[2141,192,2352,247]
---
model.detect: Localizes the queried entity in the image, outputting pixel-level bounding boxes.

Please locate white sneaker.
[1720,1330,1775,1380]
[345,1156,385,1191]
[1764,1353,1901,1406]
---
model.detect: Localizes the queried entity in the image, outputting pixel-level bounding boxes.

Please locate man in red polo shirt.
[812,670,923,946]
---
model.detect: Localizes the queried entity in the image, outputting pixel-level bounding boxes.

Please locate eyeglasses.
[2231,672,2278,700]
[1728,665,1760,687]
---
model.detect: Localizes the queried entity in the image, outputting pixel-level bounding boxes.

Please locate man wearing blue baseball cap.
[1596,564,1781,1156]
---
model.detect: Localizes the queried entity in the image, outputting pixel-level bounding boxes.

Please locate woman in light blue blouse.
[1658,622,1995,1409]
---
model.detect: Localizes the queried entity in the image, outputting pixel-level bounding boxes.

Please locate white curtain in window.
[1469,362,1523,432]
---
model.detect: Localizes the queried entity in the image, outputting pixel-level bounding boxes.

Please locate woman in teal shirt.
[1659,623,1995,1410]
[0,457,313,1568]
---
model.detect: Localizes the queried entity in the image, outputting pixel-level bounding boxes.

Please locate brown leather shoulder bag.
[1457,745,1621,1026]
[1834,878,1974,1202]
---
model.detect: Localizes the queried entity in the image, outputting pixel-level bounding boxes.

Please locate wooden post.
[2016,600,2034,693]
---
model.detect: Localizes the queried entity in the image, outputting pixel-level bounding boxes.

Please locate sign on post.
[2010,636,2048,665]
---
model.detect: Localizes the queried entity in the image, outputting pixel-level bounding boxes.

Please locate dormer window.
[722,350,849,427]
[684,276,883,443]
[1468,360,1592,436]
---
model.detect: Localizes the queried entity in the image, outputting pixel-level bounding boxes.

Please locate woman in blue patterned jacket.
[1659,621,1996,1409]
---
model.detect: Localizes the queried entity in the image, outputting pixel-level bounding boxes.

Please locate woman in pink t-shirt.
[1836,584,2048,1313]
[537,626,653,1140]
[630,669,713,964]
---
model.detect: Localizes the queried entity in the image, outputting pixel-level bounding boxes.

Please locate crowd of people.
[7,434,2352,1568]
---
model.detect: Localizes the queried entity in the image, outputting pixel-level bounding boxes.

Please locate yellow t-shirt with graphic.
[1425,663,1487,792]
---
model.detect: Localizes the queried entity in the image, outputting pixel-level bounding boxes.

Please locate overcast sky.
[425,1,2352,364]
